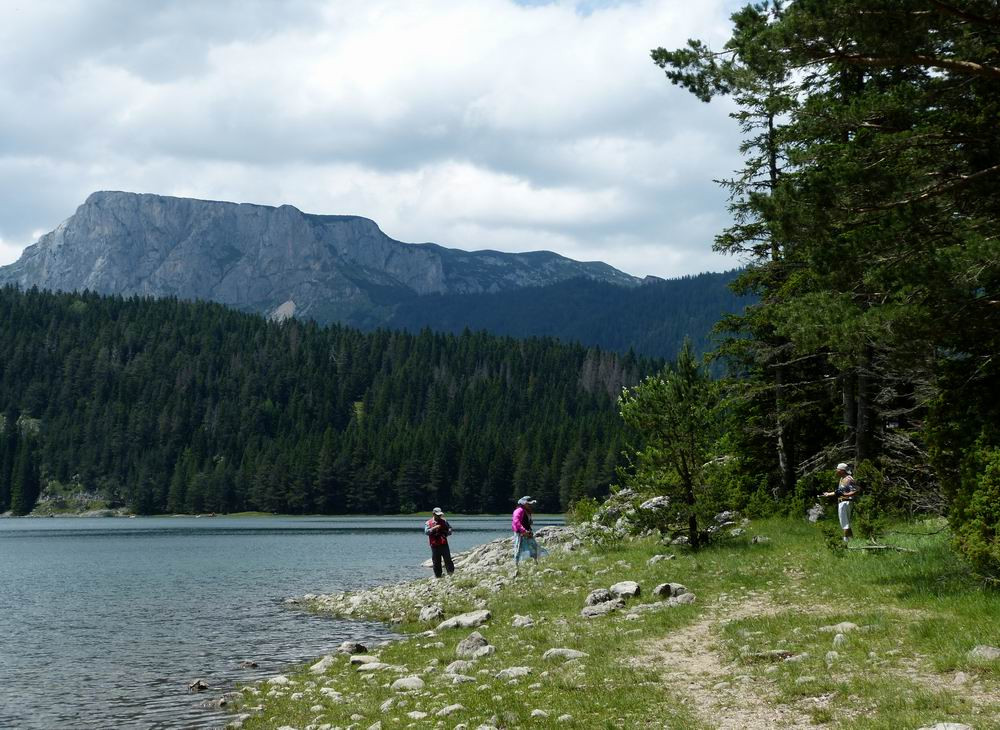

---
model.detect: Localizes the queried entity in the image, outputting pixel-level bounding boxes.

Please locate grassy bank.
[232,518,1000,729]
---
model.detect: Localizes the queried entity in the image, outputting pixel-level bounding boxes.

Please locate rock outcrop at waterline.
[289,526,581,622]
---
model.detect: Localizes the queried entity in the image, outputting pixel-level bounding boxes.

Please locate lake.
[0,514,558,729]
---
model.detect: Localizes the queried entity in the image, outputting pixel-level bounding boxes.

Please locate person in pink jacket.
[512,495,540,576]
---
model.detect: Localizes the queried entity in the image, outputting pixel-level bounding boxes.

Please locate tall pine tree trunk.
[855,346,876,463]
[774,363,796,497]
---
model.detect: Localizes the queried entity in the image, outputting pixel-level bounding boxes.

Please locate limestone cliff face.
[0,192,638,324]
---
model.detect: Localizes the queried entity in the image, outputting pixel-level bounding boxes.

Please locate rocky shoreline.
[289,526,583,624]
[228,525,701,729]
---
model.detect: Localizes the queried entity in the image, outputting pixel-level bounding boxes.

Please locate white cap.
[432,507,444,515]
[836,463,849,471]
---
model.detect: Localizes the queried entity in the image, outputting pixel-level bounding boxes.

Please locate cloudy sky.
[0,0,745,279]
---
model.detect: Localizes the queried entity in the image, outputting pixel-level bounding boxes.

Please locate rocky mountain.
[0,191,639,326]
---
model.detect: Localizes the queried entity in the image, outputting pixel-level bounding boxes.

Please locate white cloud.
[0,0,745,278]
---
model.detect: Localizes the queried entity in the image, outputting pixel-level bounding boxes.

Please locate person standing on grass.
[424,507,454,578]
[512,495,541,576]
[823,462,858,543]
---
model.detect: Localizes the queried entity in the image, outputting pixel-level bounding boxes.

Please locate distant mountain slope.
[386,271,748,360]
[0,191,638,326]
[0,191,745,358]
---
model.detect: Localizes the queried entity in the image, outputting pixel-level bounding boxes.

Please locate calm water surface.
[0,515,558,729]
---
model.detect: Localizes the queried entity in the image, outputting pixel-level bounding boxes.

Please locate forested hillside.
[0,286,657,516]
[385,271,747,360]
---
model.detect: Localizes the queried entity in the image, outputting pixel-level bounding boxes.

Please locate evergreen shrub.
[952,444,1000,578]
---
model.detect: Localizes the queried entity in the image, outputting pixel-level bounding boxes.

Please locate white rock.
[267,675,291,685]
[653,583,687,598]
[419,604,444,622]
[367,722,382,730]
[825,651,839,667]
[584,588,613,606]
[310,655,336,675]
[456,631,490,658]
[437,609,492,631]
[581,599,624,618]
[819,622,859,633]
[968,645,1000,661]
[472,645,495,658]
[530,709,549,718]
[407,711,428,719]
[557,715,573,723]
[495,666,532,680]
[355,662,391,672]
[916,725,973,730]
[542,648,589,661]
[391,675,425,692]
[436,704,465,716]
[446,660,474,675]
[379,697,395,712]
[833,633,847,647]
[350,654,379,665]
[511,614,535,628]
[319,687,342,701]
[450,674,476,684]
[609,581,641,598]
[672,592,696,605]
[647,554,675,565]
[338,640,367,654]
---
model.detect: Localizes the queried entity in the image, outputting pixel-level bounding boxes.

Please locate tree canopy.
[649,0,999,569]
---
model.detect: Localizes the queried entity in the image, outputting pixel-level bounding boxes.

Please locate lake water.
[0,515,557,729]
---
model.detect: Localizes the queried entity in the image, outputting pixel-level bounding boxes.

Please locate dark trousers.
[431,543,454,578]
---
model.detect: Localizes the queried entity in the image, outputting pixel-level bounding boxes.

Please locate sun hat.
[836,463,849,471]
[516,496,537,505]
[432,507,444,515]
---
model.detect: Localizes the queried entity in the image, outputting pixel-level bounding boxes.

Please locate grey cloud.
[0,0,747,279]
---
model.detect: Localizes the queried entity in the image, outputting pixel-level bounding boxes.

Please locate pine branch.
[822,49,1000,80]
[856,163,1000,211]
[928,0,1000,29]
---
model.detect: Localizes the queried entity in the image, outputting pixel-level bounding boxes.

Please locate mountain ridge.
[0,191,639,325]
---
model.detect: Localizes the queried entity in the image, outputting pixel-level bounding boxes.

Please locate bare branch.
[928,0,1000,28]
[822,49,1000,80]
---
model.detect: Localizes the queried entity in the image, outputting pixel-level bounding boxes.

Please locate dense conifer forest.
[384,271,746,360]
[0,286,659,516]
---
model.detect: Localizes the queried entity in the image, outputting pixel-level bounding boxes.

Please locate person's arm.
[424,521,436,535]
[445,520,453,536]
[842,476,858,498]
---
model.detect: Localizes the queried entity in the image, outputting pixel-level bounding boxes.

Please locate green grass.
[231,518,1000,729]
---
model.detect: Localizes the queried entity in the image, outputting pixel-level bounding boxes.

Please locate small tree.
[619,341,720,547]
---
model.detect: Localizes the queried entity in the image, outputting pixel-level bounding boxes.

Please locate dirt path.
[630,594,818,730]
[632,593,999,730]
